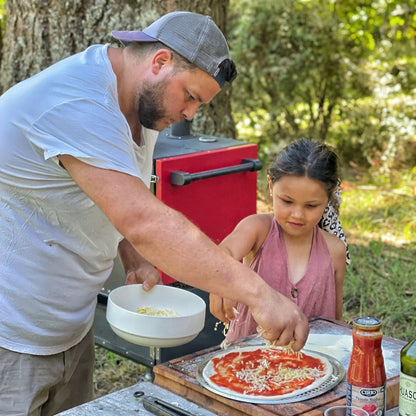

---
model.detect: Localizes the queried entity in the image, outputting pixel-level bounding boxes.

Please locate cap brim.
[111,30,157,44]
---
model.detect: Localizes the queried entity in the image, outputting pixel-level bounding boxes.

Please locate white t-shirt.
[0,44,158,354]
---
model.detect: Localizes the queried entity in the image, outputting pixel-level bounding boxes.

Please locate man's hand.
[118,238,161,291]
[125,261,161,290]
[249,286,309,351]
[210,282,309,351]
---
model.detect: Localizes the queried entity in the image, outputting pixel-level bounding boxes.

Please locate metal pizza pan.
[195,348,345,404]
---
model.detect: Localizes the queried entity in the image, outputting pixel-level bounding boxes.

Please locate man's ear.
[151,49,173,74]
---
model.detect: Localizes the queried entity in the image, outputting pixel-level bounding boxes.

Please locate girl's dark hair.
[267,138,341,210]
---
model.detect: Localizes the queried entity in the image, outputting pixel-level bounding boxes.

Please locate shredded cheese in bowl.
[136,306,180,317]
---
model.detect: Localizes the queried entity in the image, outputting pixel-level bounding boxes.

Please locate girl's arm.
[210,214,272,323]
[220,213,273,260]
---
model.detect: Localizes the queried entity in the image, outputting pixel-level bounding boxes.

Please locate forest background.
[0,0,414,397]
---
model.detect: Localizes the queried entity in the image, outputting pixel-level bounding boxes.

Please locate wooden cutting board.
[153,318,405,416]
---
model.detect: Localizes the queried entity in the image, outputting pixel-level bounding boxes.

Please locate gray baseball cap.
[112,11,236,87]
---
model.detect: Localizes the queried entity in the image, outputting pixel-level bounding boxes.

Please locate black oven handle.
[170,158,262,186]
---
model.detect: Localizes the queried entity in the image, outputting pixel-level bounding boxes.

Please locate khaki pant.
[0,328,94,416]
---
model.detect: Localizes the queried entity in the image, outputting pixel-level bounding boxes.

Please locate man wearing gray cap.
[0,11,308,415]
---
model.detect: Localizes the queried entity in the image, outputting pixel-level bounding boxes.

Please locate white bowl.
[106,284,206,348]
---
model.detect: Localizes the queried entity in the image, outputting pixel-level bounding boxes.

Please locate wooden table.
[56,380,218,416]
[153,318,406,416]
[55,380,399,416]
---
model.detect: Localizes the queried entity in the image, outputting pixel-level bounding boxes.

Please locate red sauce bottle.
[346,317,386,416]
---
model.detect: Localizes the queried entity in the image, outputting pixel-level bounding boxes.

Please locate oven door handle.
[170,158,262,186]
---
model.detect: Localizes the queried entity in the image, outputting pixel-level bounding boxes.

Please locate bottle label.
[399,371,416,416]
[346,383,385,416]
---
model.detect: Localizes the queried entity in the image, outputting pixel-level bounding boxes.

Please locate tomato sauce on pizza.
[207,347,327,397]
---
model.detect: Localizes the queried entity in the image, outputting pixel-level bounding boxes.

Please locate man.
[0,11,308,415]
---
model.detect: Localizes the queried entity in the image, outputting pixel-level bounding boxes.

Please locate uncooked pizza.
[202,346,332,400]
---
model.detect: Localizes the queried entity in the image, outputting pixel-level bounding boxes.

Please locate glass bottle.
[399,338,416,416]
[346,317,386,416]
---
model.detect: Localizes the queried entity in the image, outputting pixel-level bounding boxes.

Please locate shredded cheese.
[215,307,239,349]
[136,306,180,317]
[209,347,326,396]
[258,327,302,357]
[215,320,232,349]
[220,338,231,349]
[232,306,239,315]
[235,361,325,394]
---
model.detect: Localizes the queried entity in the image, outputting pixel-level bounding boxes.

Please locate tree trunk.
[0,0,235,138]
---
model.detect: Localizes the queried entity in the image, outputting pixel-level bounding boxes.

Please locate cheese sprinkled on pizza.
[208,347,327,397]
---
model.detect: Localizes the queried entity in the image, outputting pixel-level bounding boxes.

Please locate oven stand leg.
[143,367,154,382]
[149,346,161,364]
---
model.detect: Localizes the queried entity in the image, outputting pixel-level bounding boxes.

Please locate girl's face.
[268,174,329,237]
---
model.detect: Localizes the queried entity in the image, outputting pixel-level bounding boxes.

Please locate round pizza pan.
[196,348,345,404]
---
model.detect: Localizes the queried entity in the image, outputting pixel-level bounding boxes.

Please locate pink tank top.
[226,219,336,342]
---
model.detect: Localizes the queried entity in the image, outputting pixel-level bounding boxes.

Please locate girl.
[211,138,347,343]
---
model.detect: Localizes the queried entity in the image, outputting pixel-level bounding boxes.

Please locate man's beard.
[138,80,168,130]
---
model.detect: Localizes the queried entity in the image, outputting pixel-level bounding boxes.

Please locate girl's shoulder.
[319,228,347,260]
[235,213,273,247]
[239,212,274,231]
[239,213,274,263]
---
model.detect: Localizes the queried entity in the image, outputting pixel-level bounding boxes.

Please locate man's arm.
[59,154,309,349]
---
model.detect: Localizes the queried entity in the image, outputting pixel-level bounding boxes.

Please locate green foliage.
[0,2,5,33]
[230,0,356,143]
[229,0,416,176]
[331,92,416,172]
[0,0,6,64]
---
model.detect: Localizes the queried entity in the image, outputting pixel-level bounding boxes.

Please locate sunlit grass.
[342,241,415,339]
[94,347,147,398]
[341,185,415,246]
[340,170,416,340]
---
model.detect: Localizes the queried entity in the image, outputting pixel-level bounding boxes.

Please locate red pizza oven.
[94,121,262,370]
